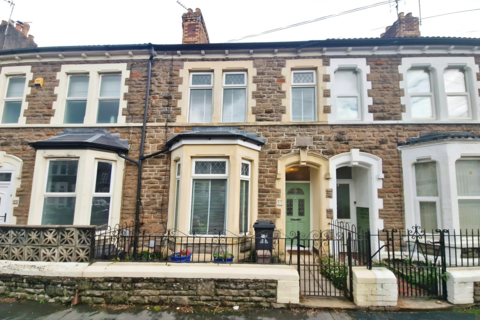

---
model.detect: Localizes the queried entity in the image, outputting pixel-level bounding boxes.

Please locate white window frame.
[90,160,115,228]
[95,73,122,124]
[173,161,181,231]
[189,158,229,235]
[41,158,79,224]
[64,74,89,124]
[334,68,361,121]
[188,72,214,123]
[444,68,471,120]
[327,58,373,123]
[222,71,247,123]
[239,160,251,235]
[413,161,441,232]
[28,149,125,227]
[406,68,436,120]
[399,141,480,231]
[455,158,480,231]
[1,76,27,124]
[400,57,480,122]
[291,70,317,122]
[51,64,129,125]
[0,66,32,125]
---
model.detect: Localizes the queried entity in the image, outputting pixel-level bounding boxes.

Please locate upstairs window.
[444,69,469,119]
[334,69,360,120]
[400,57,479,122]
[63,74,122,124]
[222,72,247,122]
[291,70,316,121]
[97,74,121,123]
[2,77,26,124]
[64,75,89,124]
[189,72,213,123]
[407,69,434,119]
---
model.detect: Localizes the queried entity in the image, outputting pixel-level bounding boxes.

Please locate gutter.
[2,37,480,56]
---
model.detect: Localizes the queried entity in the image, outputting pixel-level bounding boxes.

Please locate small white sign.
[277,199,283,206]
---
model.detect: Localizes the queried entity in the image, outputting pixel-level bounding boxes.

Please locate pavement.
[0,300,478,320]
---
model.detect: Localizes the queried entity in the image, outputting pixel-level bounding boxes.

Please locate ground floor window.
[190,160,228,234]
[456,159,480,230]
[239,161,251,234]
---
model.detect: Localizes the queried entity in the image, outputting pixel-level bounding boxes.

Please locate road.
[0,301,476,320]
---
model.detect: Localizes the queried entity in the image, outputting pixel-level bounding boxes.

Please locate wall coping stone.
[0,261,300,304]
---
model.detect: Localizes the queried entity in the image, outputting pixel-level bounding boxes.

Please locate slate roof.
[165,127,265,148]
[29,128,129,153]
[398,132,480,147]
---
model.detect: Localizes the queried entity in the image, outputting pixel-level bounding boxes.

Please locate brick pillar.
[380,12,420,38]
[182,8,210,44]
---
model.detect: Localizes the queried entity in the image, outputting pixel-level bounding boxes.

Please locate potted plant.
[170,249,191,262]
[213,251,234,263]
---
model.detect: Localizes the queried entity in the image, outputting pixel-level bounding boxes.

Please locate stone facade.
[0,43,479,233]
[0,274,277,307]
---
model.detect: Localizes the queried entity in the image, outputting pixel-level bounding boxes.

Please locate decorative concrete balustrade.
[0,225,95,262]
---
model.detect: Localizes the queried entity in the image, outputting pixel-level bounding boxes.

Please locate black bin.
[253,220,275,253]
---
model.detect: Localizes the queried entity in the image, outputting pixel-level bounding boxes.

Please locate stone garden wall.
[0,274,277,307]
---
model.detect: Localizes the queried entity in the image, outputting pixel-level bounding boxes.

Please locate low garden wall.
[446,267,480,304]
[0,261,299,307]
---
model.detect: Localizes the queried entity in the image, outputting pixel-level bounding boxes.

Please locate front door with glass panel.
[286,183,310,239]
[336,181,356,226]
[0,170,13,224]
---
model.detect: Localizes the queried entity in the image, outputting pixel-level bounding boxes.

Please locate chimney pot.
[380,12,420,38]
[28,35,34,40]
[182,7,210,44]
[15,23,22,31]
[22,23,30,37]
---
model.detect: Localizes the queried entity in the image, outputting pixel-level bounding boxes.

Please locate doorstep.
[299,297,358,310]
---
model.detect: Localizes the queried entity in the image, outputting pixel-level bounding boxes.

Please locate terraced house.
[1,9,480,239]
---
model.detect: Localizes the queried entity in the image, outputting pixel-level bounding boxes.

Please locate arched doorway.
[276,151,329,235]
[329,149,384,233]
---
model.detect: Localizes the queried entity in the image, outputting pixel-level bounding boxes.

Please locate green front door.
[286,183,310,240]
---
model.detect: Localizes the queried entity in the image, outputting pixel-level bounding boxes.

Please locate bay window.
[42,160,78,225]
[189,73,213,123]
[90,161,114,229]
[174,162,181,231]
[414,162,439,231]
[456,160,480,230]
[291,70,316,122]
[190,160,228,234]
[239,161,251,234]
[222,72,247,122]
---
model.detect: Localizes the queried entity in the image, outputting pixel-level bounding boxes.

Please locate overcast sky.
[1,0,479,47]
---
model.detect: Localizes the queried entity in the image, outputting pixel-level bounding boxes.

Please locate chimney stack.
[0,20,37,51]
[380,12,420,38]
[182,8,210,44]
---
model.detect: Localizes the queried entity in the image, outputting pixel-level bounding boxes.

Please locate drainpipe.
[118,45,171,257]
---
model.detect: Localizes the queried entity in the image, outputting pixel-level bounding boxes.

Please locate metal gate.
[290,221,368,300]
